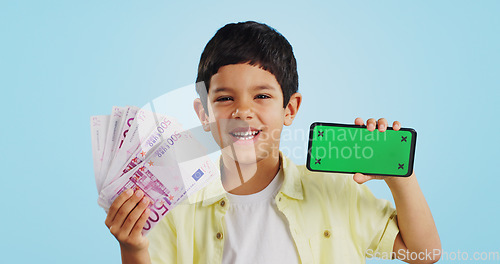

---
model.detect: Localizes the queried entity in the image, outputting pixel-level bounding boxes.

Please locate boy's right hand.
[105,189,151,253]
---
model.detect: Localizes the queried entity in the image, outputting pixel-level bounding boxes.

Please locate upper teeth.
[232,131,259,137]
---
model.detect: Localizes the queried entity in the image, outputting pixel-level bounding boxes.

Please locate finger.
[105,189,134,228]
[354,117,364,126]
[111,189,145,229]
[130,207,151,239]
[353,173,386,184]
[377,118,388,132]
[353,173,374,184]
[121,196,150,236]
[393,121,401,131]
[366,118,376,131]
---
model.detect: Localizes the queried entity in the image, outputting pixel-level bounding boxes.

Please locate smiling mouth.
[229,130,261,141]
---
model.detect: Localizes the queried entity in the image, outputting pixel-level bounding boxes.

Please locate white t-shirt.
[221,169,300,264]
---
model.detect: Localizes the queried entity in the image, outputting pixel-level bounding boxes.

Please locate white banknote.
[104,107,156,188]
[90,115,110,192]
[102,113,184,190]
[97,106,126,192]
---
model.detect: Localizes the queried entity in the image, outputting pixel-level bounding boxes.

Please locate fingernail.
[368,124,374,130]
[379,124,385,130]
[142,196,149,204]
[135,190,144,197]
[125,189,133,195]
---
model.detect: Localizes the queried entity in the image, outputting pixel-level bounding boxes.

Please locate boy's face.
[194,63,301,165]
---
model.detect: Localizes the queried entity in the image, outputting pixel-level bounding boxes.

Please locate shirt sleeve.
[347,178,399,259]
[147,212,178,264]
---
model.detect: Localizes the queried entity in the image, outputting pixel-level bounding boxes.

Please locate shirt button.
[324,230,331,238]
[219,200,226,207]
[216,232,223,240]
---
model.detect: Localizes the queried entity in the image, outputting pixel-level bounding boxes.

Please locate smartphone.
[306,122,417,177]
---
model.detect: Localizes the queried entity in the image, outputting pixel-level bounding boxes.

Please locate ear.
[193,98,211,132]
[284,92,302,126]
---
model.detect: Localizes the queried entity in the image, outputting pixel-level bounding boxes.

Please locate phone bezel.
[306,122,417,177]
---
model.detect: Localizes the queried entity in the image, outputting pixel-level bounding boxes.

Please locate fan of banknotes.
[90,106,218,234]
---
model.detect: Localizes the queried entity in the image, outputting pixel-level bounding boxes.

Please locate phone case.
[306,122,417,177]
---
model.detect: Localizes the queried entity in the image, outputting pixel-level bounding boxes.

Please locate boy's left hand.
[352,117,409,184]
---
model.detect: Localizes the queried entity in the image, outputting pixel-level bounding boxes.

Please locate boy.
[105,21,441,263]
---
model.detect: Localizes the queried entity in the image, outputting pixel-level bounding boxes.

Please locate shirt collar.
[279,152,304,200]
[201,151,304,207]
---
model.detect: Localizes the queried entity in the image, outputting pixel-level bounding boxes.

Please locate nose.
[231,101,254,120]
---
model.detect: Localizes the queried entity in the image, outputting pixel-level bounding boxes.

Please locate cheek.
[209,104,232,120]
[262,112,285,139]
[208,117,233,146]
[208,121,224,147]
[206,107,229,131]
[264,108,285,123]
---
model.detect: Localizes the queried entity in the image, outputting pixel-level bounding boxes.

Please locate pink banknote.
[98,128,217,234]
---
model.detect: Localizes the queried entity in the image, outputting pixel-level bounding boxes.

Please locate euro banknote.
[90,106,218,234]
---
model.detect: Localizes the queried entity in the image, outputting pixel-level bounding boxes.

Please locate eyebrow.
[212,87,232,94]
[211,85,276,94]
[253,85,275,91]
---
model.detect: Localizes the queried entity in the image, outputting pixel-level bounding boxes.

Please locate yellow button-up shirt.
[148,153,399,263]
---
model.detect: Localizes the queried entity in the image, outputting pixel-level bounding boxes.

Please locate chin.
[222,145,276,165]
[222,145,255,162]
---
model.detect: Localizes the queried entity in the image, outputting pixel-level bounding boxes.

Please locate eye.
[255,94,271,99]
[216,96,233,102]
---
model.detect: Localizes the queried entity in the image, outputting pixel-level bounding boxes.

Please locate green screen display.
[306,122,417,177]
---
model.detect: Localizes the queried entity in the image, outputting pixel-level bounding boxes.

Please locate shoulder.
[281,154,357,201]
[282,153,385,204]
[167,190,205,219]
[295,162,356,195]
[297,164,352,188]
[297,165,388,204]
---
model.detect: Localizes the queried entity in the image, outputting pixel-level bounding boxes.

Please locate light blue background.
[1,1,499,263]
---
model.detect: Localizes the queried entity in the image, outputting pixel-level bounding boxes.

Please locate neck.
[221,151,281,195]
